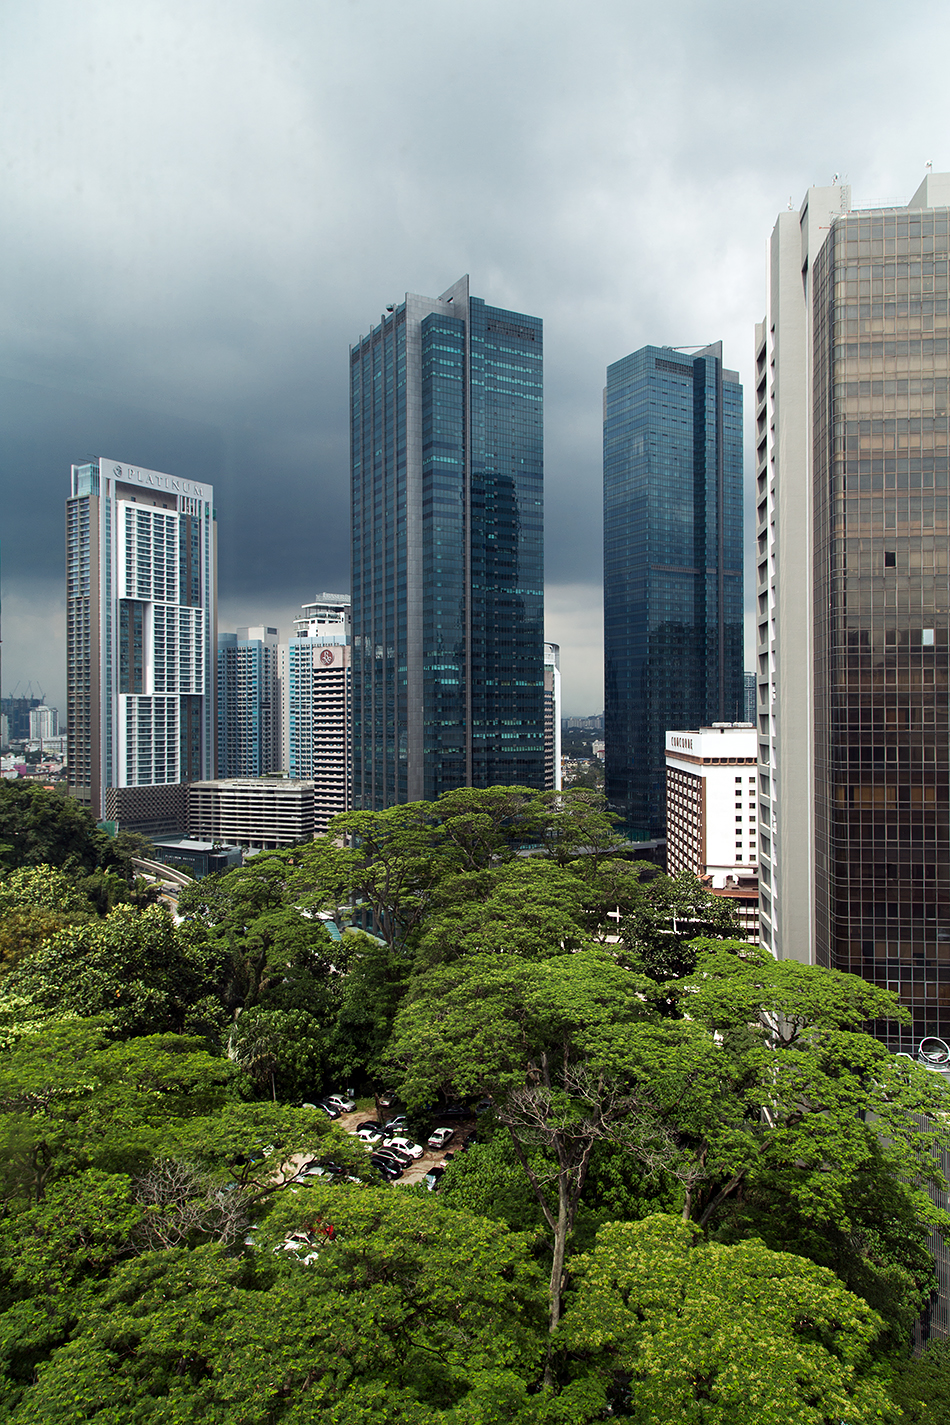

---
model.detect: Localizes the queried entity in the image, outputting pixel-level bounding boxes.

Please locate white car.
[356,1126,384,1145]
[383,1135,424,1160]
[326,1093,356,1112]
[428,1127,454,1150]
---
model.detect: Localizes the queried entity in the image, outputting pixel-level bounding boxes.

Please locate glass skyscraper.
[350,276,544,807]
[759,174,950,1048]
[603,344,744,839]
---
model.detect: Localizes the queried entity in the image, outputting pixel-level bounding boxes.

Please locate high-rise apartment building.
[66,458,216,832]
[604,344,744,839]
[350,276,544,808]
[543,641,562,791]
[28,706,59,741]
[217,626,280,778]
[758,174,950,1047]
[282,593,352,833]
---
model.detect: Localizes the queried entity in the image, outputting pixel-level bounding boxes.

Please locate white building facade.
[281,594,352,834]
[66,458,216,832]
[544,642,562,791]
[29,706,59,741]
[665,725,758,940]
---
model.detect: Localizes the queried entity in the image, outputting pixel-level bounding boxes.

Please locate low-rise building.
[186,778,315,850]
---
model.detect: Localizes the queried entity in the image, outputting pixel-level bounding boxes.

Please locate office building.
[282,593,352,834]
[217,627,280,778]
[28,706,59,741]
[543,642,562,791]
[604,344,744,839]
[66,458,216,832]
[350,275,544,808]
[665,724,758,942]
[743,672,756,724]
[757,174,950,1047]
[187,778,314,849]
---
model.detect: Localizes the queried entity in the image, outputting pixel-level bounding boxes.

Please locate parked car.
[428,1127,454,1150]
[370,1155,403,1180]
[440,1102,469,1119]
[423,1167,445,1192]
[356,1126,384,1145]
[326,1093,356,1112]
[313,1101,340,1118]
[383,1135,424,1160]
[384,1115,408,1134]
[356,1120,382,1134]
[461,1131,478,1151]
[375,1145,413,1168]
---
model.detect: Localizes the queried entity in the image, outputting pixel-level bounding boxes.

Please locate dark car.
[356,1120,383,1134]
[440,1102,469,1119]
[312,1101,340,1119]
[373,1146,413,1169]
[370,1155,403,1180]
[424,1167,445,1192]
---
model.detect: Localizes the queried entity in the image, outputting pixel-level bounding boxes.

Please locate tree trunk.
[544,1174,571,1387]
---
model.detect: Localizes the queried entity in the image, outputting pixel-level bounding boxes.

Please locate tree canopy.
[0,784,943,1422]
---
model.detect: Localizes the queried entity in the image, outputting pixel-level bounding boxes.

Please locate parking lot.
[337,1107,474,1186]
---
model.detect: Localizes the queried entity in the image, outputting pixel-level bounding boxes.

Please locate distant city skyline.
[3,3,947,717]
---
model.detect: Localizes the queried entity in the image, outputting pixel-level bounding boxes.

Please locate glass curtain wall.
[812,205,950,1048]
[351,286,544,810]
[604,344,743,839]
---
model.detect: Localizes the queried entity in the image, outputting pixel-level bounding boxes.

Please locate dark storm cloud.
[2,0,949,711]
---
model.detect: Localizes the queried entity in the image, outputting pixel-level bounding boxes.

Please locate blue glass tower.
[350,276,544,808]
[604,344,744,839]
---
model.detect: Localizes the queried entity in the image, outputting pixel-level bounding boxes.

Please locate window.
[884,550,896,568]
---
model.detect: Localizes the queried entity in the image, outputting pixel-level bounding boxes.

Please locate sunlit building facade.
[350,276,544,807]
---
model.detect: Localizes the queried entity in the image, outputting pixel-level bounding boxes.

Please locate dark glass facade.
[350,279,544,808]
[604,344,744,839]
[812,206,950,1047]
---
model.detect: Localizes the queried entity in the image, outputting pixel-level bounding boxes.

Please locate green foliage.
[414,858,602,969]
[885,1337,950,1423]
[0,784,144,887]
[0,785,943,1421]
[0,865,95,915]
[560,1214,898,1423]
[2,903,231,1037]
[4,1190,546,1423]
[0,1019,235,1205]
[437,1133,550,1237]
[619,870,741,980]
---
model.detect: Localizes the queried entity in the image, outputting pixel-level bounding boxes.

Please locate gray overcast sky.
[2,0,948,714]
